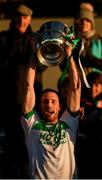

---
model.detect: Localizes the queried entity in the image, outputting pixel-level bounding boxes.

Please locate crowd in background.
[59,2,102,178]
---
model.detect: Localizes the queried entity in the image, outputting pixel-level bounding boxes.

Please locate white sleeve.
[59,109,79,143]
[21,110,39,134]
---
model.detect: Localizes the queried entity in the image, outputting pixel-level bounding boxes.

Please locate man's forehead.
[41,92,59,100]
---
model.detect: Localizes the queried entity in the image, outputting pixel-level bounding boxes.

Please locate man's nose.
[47,101,52,108]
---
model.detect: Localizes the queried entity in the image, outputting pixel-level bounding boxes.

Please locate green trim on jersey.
[32,121,69,146]
[23,110,34,120]
[33,121,69,131]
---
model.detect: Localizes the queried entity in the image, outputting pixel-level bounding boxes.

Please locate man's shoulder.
[27,28,39,39]
[91,33,102,41]
[60,108,80,118]
[26,30,39,47]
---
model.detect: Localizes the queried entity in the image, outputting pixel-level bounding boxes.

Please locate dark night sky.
[0,0,102,18]
[25,0,102,17]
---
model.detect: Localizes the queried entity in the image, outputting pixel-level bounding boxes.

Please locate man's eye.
[52,100,56,104]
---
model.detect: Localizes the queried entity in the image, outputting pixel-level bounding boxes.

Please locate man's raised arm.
[21,62,36,115]
[66,46,81,113]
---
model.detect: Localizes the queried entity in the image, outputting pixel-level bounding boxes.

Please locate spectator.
[74,2,102,74]
[21,45,81,179]
[0,3,38,178]
[75,71,102,178]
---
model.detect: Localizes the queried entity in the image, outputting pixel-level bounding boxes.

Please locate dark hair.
[87,72,102,86]
[41,88,59,97]
[40,88,61,103]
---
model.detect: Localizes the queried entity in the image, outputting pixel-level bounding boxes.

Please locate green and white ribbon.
[60,26,90,88]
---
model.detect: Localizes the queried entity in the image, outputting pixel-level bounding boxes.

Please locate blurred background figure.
[0,3,39,178]
[73,2,102,178]
[75,71,102,178]
[74,2,102,74]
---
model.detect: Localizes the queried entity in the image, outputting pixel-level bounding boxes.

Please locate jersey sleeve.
[59,109,79,143]
[21,110,39,134]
